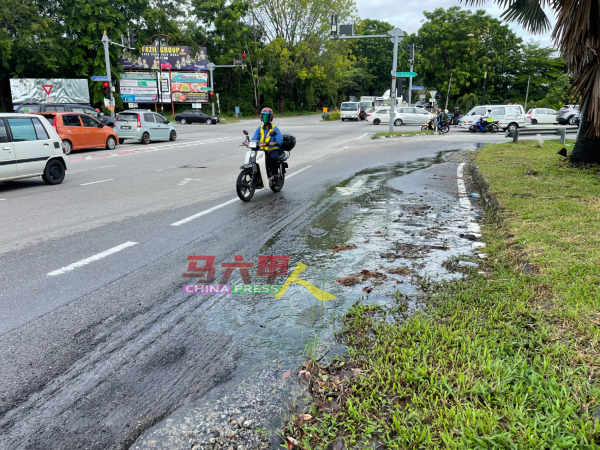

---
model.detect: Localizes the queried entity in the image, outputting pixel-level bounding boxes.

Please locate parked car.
[459,104,527,132]
[557,105,579,125]
[35,112,119,155]
[340,102,361,121]
[15,103,114,127]
[573,113,581,127]
[175,109,220,125]
[115,110,177,144]
[527,108,558,125]
[0,113,68,185]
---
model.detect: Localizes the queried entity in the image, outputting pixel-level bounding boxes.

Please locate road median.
[281,138,600,448]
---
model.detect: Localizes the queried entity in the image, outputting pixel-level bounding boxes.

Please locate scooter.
[469,118,500,133]
[236,130,296,202]
[421,118,449,133]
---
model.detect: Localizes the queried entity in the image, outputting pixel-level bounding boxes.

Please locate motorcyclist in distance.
[243,107,284,179]
[477,108,493,131]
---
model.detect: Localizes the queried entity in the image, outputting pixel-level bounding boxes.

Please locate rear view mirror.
[269,130,277,137]
[243,130,248,136]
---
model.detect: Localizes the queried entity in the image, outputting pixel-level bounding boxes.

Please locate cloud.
[354,1,556,48]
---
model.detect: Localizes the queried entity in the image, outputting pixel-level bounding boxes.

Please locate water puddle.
[132,150,480,450]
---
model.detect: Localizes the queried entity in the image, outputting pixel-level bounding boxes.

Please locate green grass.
[373,130,437,138]
[284,139,600,449]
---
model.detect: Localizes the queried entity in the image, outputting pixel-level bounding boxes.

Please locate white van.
[458,105,527,132]
[340,102,361,121]
[0,113,68,185]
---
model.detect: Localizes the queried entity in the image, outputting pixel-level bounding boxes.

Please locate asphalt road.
[0,115,577,449]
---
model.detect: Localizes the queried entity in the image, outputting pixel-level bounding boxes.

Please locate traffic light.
[242,52,246,65]
[407,45,414,61]
[102,81,110,99]
[130,28,137,46]
[208,90,214,102]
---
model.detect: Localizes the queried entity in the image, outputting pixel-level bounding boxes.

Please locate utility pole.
[388,28,404,133]
[101,32,115,119]
[524,75,531,112]
[408,44,414,106]
[482,29,491,105]
[445,72,453,111]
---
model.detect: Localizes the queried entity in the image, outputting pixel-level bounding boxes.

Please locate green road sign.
[396,72,417,77]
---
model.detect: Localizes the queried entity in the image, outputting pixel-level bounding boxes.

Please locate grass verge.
[283,139,600,448]
[372,130,437,139]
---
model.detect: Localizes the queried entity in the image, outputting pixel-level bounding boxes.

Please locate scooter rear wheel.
[270,170,285,193]
[236,169,255,202]
[421,125,429,131]
[441,124,450,133]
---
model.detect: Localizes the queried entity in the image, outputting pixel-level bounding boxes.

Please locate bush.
[323,111,340,121]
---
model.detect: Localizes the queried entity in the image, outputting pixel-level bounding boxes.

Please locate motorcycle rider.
[477,108,493,131]
[436,108,444,131]
[245,107,284,179]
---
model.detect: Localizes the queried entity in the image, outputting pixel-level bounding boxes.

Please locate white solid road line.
[70,165,117,173]
[356,133,368,140]
[47,242,139,276]
[80,179,114,186]
[171,165,314,227]
[0,199,5,201]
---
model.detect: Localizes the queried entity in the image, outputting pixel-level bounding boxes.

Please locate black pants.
[266,150,282,177]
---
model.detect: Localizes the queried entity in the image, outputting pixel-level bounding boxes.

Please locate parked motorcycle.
[236,130,297,202]
[469,119,500,133]
[421,118,449,133]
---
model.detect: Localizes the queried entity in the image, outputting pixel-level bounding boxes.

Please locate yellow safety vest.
[259,125,278,151]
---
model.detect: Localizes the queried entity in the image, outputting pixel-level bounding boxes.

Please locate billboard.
[119,72,158,103]
[10,79,90,104]
[118,46,207,71]
[170,72,209,103]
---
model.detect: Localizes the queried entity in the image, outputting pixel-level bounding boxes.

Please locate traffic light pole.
[408,44,414,106]
[101,32,115,119]
[333,25,404,133]
[207,62,239,116]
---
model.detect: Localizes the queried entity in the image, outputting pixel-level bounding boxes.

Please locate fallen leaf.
[331,243,358,253]
[283,369,292,379]
[259,324,266,328]
[362,286,372,293]
[287,436,299,448]
[299,414,313,421]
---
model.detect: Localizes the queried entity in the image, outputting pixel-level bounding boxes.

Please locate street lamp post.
[468,29,492,106]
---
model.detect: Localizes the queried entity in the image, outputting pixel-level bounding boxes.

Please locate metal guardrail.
[506,125,578,144]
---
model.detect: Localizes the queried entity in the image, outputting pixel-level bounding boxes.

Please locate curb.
[469,162,502,224]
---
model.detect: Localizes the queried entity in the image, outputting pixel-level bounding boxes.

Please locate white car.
[0,113,68,185]
[459,104,527,132]
[527,108,558,125]
[368,107,434,126]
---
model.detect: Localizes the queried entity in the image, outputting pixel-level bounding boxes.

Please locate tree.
[415,7,522,107]
[353,19,394,96]
[461,0,600,163]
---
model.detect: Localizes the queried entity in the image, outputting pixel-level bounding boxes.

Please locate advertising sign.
[10,78,90,104]
[119,72,158,102]
[118,46,207,71]
[170,72,209,103]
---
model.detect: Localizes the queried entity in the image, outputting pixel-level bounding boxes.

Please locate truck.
[374,90,403,109]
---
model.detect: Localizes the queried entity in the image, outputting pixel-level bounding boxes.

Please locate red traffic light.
[242,52,246,59]
[102,81,109,88]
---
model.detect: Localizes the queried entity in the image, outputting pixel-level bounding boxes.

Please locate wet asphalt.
[0,116,536,449]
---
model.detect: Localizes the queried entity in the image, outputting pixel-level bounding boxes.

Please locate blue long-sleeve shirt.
[251,124,283,149]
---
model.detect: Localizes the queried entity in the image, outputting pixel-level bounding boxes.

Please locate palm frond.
[500,0,552,33]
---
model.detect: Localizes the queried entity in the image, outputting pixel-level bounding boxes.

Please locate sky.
[354,0,557,48]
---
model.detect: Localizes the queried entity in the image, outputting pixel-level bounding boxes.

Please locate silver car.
[115,110,177,144]
[395,107,434,125]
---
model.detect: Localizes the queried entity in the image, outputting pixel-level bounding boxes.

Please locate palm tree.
[462,0,600,163]
[455,93,480,114]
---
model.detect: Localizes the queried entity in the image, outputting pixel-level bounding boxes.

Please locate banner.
[119,73,158,102]
[170,72,209,103]
[10,79,90,104]
[118,46,207,71]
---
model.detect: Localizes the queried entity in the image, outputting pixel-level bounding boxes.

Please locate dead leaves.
[331,243,358,253]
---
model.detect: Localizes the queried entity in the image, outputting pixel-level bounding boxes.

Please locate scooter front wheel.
[236,169,255,202]
[421,125,429,131]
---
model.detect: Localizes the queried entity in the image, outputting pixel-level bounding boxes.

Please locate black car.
[175,109,220,125]
[14,103,114,127]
